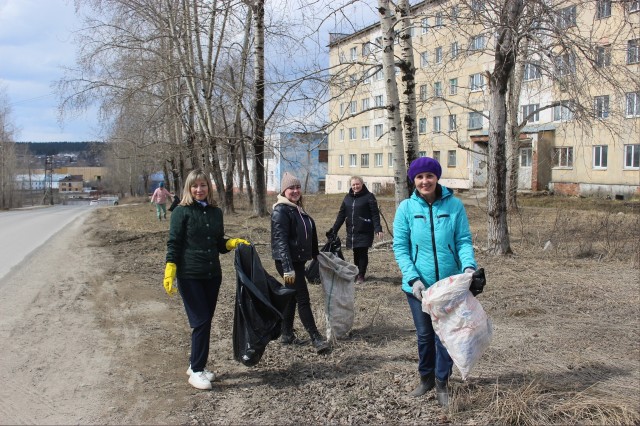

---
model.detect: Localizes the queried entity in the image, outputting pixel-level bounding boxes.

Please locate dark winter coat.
[271,195,319,273]
[166,202,230,279]
[331,184,382,249]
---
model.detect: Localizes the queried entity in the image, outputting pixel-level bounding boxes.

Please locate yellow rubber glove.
[225,238,250,250]
[163,262,177,296]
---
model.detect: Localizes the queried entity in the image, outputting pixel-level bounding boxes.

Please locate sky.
[0,0,379,143]
[0,0,99,142]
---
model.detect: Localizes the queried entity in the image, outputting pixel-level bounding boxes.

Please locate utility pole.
[43,155,54,205]
[0,143,4,209]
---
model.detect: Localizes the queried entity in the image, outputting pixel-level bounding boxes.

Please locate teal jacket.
[166,202,230,279]
[393,185,476,294]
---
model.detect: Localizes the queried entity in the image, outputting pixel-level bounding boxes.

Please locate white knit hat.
[280,172,301,193]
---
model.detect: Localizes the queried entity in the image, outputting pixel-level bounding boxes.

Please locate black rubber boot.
[310,332,330,354]
[436,378,449,407]
[409,372,435,397]
[280,330,308,345]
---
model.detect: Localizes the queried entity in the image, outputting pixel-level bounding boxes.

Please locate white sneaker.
[188,371,212,390]
[186,365,215,382]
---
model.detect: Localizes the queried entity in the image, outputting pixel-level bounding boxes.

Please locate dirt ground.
[3,191,639,425]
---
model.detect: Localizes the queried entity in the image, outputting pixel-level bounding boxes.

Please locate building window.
[625,144,640,168]
[337,181,342,191]
[435,12,444,27]
[374,153,383,167]
[340,103,347,115]
[448,114,457,131]
[339,154,344,167]
[451,6,459,19]
[553,147,574,168]
[470,73,484,91]
[319,150,328,163]
[447,150,457,167]
[596,0,611,19]
[626,92,640,117]
[471,0,483,12]
[433,116,441,133]
[554,100,574,121]
[339,129,344,142]
[521,104,540,122]
[362,98,370,111]
[435,47,443,63]
[362,126,370,139]
[593,145,608,169]
[594,95,610,119]
[434,81,443,97]
[350,46,357,61]
[421,18,429,33]
[419,151,426,157]
[630,0,640,12]
[374,95,384,107]
[524,62,541,80]
[419,84,428,101]
[361,154,370,168]
[555,52,576,76]
[469,35,485,51]
[520,148,532,167]
[468,112,483,129]
[451,41,459,58]
[628,39,640,64]
[374,124,383,138]
[362,42,372,56]
[449,78,458,95]
[557,5,577,29]
[388,152,393,167]
[350,101,357,115]
[433,151,441,162]
[418,118,427,134]
[375,69,384,80]
[349,154,357,167]
[349,127,357,140]
[363,69,372,84]
[420,51,429,67]
[596,45,611,68]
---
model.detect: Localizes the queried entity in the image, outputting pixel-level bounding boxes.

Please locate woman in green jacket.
[163,169,248,390]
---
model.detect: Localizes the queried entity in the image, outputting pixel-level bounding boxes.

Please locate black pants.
[275,260,319,338]
[177,276,222,372]
[353,247,369,277]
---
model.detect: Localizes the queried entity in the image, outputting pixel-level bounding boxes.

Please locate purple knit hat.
[407,157,442,181]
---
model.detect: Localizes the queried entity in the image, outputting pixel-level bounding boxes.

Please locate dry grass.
[92,192,640,424]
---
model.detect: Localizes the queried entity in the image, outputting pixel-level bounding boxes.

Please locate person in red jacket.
[150,182,173,220]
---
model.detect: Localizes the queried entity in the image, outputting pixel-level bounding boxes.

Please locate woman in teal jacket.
[393,157,478,407]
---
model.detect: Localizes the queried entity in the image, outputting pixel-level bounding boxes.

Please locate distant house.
[58,175,84,192]
[14,173,67,190]
[264,132,328,194]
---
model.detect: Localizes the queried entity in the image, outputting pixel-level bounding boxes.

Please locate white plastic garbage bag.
[318,252,359,339]
[421,272,493,380]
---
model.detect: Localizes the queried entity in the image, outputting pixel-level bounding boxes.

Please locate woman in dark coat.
[328,176,383,283]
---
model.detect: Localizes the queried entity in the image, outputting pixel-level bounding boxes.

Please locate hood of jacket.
[349,183,371,198]
[273,194,305,212]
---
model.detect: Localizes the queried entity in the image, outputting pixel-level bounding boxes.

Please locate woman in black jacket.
[271,172,329,354]
[328,176,383,283]
[163,169,249,390]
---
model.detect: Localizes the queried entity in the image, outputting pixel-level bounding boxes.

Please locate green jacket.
[166,202,230,279]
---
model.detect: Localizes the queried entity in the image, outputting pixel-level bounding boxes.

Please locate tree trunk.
[250,0,268,216]
[486,0,523,255]
[397,0,418,198]
[377,0,406,207]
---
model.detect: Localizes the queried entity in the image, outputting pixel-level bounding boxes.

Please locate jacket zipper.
[448,244,461,270]
[428,203,440,281]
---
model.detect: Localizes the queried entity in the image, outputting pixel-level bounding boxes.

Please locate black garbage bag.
[232,244,296,366]
[167,194,181,212]
[306,234,345,284]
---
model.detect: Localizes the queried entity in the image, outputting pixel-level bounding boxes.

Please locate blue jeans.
[406,292,453,381]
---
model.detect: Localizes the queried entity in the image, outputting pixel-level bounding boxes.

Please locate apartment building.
[326,0,639,198]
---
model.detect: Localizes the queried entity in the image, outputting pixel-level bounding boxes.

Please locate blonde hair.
[179,169,217,207]
[350,176,364,185]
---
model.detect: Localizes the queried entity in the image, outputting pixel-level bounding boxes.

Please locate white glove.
[283,271,295,286]
[411,280,426,301]
[464,267,475,274]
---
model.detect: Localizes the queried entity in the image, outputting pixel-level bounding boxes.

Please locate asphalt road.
[0,205,90,281]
